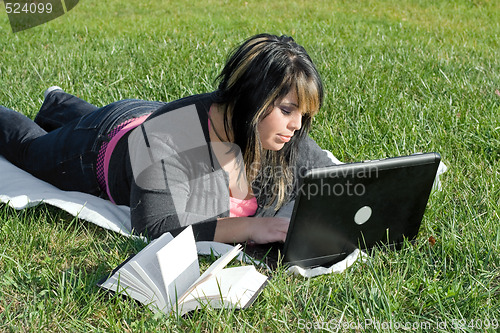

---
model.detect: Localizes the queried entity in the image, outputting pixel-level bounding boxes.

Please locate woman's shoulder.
[139,92,213,148]
[294,135,338,172]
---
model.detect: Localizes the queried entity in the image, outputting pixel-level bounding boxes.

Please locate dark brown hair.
[214,33,324,208]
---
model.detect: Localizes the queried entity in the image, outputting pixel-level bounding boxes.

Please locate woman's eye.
[280,107,292,115]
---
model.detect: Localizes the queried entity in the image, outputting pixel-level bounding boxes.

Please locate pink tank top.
[229,196,258,217]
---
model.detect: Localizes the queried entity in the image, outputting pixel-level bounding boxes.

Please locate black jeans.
[0,91,163,196]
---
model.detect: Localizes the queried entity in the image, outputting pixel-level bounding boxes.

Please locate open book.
[99,226,269,316]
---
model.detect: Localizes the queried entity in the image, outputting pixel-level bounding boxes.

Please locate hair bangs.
[270,67,323,120]
[295,70,322,118]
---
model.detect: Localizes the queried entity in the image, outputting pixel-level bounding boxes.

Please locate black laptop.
[244,152,441,268]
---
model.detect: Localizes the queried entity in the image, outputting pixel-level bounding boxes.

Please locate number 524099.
[5,2,53,14]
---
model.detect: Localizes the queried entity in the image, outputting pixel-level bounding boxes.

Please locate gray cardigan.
[107,93,336,241]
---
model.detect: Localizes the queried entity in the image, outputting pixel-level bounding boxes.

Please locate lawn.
[0,0,499,331]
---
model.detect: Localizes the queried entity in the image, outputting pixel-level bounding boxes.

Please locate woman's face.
[257,90,303,151]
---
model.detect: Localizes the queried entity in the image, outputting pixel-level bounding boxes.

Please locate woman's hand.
[214,217,290,244]
[247,217,289,244]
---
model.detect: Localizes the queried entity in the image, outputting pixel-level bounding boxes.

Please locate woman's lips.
[277,134,292,142]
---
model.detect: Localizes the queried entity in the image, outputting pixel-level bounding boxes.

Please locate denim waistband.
[96,114,151,198]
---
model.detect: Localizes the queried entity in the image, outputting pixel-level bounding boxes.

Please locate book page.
[222,266,269,308]
[157,226,200,308]
[128,236,176,309]
[116,267,160,306]
[179,266,268,315]
[100,265,158,306]
[191,244,242,287]
[190,266,261,300]
[101,232,174,310]
[113,265,151,297]
[176,244,242,306]
[130,261,168,309]
[132,232,174,263]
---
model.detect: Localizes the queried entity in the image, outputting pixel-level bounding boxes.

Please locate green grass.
[0,0,499,331]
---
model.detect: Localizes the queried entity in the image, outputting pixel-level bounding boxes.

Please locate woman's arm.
[214,216,290,244]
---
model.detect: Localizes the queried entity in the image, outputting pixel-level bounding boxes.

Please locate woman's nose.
[289,112,302,131]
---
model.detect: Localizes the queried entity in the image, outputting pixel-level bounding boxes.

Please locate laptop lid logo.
[354,206,372,225]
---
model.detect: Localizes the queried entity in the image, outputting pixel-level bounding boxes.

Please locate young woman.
[0,33,335,244]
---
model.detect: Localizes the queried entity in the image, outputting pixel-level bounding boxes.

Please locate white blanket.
[0,155,132,235]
